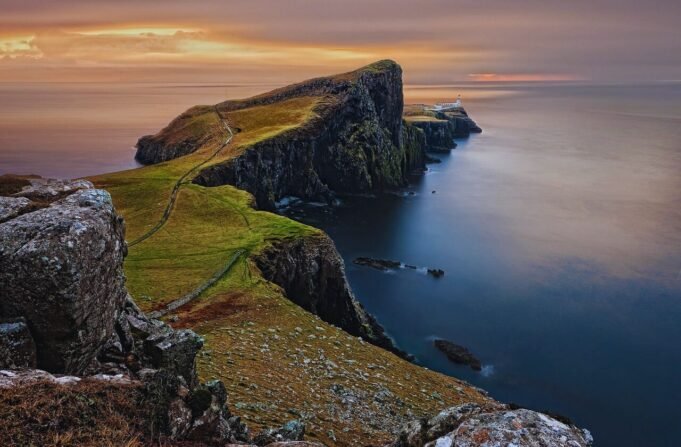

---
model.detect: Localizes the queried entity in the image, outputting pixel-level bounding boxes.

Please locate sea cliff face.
[136,61,427,209]
[253,234,405,357]
[405,108,482,152]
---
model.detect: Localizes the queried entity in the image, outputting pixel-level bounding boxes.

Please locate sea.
[1,81,680,446]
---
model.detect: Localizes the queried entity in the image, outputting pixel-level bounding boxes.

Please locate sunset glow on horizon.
[1,0,679,84]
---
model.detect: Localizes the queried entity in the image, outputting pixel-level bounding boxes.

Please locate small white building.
[427,95,462,112]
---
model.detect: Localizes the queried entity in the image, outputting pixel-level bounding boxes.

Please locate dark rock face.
[0,181,127,374]
[444,110,482,136]
[409,109,482,153]
[253,234,406,358]
[409,120,457,152]
[402,121,428,173]
[433,339,481,371]
[136,60,429,210]
[387,403,593,447]
[0,318,37,369]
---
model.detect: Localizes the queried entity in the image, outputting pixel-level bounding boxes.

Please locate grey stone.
[0,184,127,374]
[0,317,37,369]
[388,404,593,447]
[0,196,34,223]
[254,420,306,446]
[143,328,203,387]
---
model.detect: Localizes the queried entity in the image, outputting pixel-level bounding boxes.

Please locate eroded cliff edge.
[253,234,406,358]
[136,60,427,210]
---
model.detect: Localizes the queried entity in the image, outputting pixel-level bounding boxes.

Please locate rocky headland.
[1,61,592,446]
[403,105,482,152]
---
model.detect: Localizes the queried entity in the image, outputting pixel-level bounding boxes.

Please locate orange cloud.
[468,73,582,82]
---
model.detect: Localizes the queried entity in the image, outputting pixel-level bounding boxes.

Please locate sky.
[1,0,680,84]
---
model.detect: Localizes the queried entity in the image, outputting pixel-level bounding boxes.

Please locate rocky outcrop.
[0,179,127,374]
[443,110,482,137]
[0,178,247,444]
[408,108,482,153]
[253,234,406,358]
[354,257,402,270]
[402,121,429,173]
[388,403,593,447]
[434,340,481,371]
[408,119,458,152]
[253,420,306,445]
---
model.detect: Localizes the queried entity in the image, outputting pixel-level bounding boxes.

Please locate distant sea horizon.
[1,80,680,447]
[2,79,680,179]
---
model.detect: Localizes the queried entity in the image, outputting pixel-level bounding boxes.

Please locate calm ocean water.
[2,82,680,446]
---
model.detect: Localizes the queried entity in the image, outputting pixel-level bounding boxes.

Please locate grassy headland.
[90,62,491,446]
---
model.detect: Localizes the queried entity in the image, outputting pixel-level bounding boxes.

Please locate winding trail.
[148,248,245,319]
[128,107,233,247]
[128,106,244,317]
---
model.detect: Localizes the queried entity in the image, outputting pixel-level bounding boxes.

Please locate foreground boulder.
[388,403,593,447]
[0,179,127,374]
[0,178,247,444]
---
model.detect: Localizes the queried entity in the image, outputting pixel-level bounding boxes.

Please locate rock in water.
[427,268,445,278]
[433,339,482,371]
[0,180,127,374]
[354,257,402,271]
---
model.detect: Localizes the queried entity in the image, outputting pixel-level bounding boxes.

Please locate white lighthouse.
[427,95,463,112]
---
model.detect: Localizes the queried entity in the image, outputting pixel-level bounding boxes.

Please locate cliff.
[136,60,426,209]
[253,234,406,357]
[404,105,482,152]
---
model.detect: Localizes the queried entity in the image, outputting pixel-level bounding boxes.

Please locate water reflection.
[285,84,681,447]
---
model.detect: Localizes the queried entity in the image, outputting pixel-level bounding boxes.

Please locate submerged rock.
[427,268,445,278]
[354,257,402,271]
[433,339,481,371]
